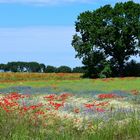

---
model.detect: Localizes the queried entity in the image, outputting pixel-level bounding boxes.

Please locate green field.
[0,76,140,93]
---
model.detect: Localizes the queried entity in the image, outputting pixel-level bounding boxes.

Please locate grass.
[0,109,139,140]
[0,73,140,92]
[0,93,140,140]
[0,73,140,139]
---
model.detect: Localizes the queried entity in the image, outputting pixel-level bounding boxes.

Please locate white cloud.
[0,0,92,5]
[0,0,139,6]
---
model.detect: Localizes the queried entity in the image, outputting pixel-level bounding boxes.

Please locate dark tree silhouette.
[72,1,140,77]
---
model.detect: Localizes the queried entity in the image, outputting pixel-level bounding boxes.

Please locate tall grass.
[0,73,81,81]
[0,107,140,140]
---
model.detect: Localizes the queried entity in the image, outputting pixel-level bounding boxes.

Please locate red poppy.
[74,108,80,113]
[96,108,105,112]
[98,93,118,99]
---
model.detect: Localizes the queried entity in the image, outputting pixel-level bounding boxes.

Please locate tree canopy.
[72,1,140,78]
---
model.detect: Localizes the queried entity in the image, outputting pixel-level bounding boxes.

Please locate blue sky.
[0,0,139,67]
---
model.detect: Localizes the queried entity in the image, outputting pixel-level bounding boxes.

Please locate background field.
[0,73,140,94]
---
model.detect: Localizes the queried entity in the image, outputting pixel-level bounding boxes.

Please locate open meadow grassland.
[0,73,140,140]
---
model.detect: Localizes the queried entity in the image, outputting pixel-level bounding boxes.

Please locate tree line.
[0,61,85,73]
[0,60,140,77]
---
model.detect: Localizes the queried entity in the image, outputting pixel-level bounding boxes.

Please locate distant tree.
[72,66,85,73]
[3,64,9,72]
[3,61,45,73]
[16,62,26,72]
[45,65,56,73]
[56,66,72,73]
[7,62,18,72]
[27,62,41,72]
[0,64,7,72]
[40,64,46,73]
[72,1,140,77]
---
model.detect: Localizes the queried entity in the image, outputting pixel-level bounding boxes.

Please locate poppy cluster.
[98,93,118,99]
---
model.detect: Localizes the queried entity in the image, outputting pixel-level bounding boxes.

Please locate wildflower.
[74,108,80,113]
[84,103,94,109]
[44,94,56,101]
[96,108,105,112]
[46,108,50,111]
[98,93,118,99]
[59,93,73,101]
[35,111,45,115]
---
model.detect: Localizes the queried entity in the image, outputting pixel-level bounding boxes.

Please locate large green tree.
[72,1,140,77]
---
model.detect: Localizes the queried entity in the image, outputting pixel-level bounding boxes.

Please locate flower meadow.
[0,74,140,139]
[0,89,140,140]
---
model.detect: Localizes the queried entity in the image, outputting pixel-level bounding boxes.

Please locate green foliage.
[39,63,46,73]
[45,65,56,73]
[27,62,41,72]
[0,61,46,73]
[99,62,112,78]
[124,60,140,77]
[56,66,72,73]
[72,1,140,77]
[72,67,85,73]
[0,62,76,73]
[82,51,107,78]
[0,64,8,72]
